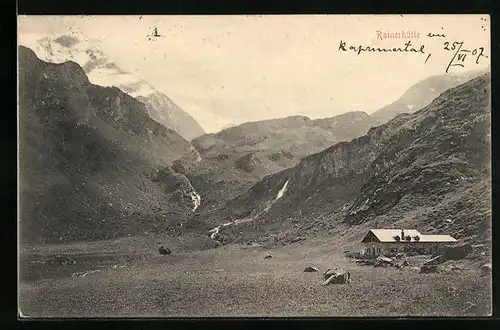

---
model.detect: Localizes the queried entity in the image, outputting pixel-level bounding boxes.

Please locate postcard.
[17,14,491,317]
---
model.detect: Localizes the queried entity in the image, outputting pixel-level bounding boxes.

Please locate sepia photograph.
[17,14,491,317]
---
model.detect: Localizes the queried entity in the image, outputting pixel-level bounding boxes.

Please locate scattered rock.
[303,266,319,272]
[111,264,126,270]
[157,243,171,255]
[424,255,446,266]
[322,268,351,285]
[290,237,305,244]
[449,265,461,272]
[420,265,439,274]
[374,255,394,267]
[480,263,491,276]
[323,268,334,280]
[400,260,411,267]
[71,269,101,278]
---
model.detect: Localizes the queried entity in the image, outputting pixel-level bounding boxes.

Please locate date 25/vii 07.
[439,41,488,73]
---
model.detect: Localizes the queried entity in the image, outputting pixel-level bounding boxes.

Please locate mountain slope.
[370,72,483,126]
[136,93,205,140]
[177,112,374,213]
[22,35,205,140]
[18,45,203,244]
[199,74,491,246]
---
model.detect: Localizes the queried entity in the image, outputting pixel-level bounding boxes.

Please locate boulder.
[374,255,394,267]
[303,266,319,272]
[323,268,335,280]
[420,265,439,274]
[264,254,273,259]
[400,260,410,267]
[158,245,171,255]
[480,263,491,276]
[322,268,351,285]
[290,237,305,244]
[448,264,462,272]
[424,255,446,266]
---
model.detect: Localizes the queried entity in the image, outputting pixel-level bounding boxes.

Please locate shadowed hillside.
[18,46,205,244]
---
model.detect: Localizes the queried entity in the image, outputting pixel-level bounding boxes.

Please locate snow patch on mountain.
[22,35,157,98]
[19,34,206,140]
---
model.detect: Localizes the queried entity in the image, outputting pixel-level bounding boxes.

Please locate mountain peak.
[370,72,482,126]
[22,35,206,140]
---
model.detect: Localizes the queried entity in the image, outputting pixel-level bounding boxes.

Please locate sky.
[18,15,490,133]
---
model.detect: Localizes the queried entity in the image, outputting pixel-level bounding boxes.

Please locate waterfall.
[208,178,290,241]
[276,179,290,200]
[209,226,220,239]
[189,190,201,211]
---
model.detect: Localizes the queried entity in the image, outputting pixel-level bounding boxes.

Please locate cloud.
[54,35,80,48]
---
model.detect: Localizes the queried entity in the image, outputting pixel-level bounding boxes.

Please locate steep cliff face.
[180,112,374,213]
[18,46,201,243]
[199,74,491,245]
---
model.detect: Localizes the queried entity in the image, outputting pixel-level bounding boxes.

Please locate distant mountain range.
[194,74,491,247]
[177,112,375,214]
[370,70,487,126]
[22,35,205,140]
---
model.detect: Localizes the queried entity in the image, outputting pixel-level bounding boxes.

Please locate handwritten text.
[338,40,426,55]
[442,41,488,73]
